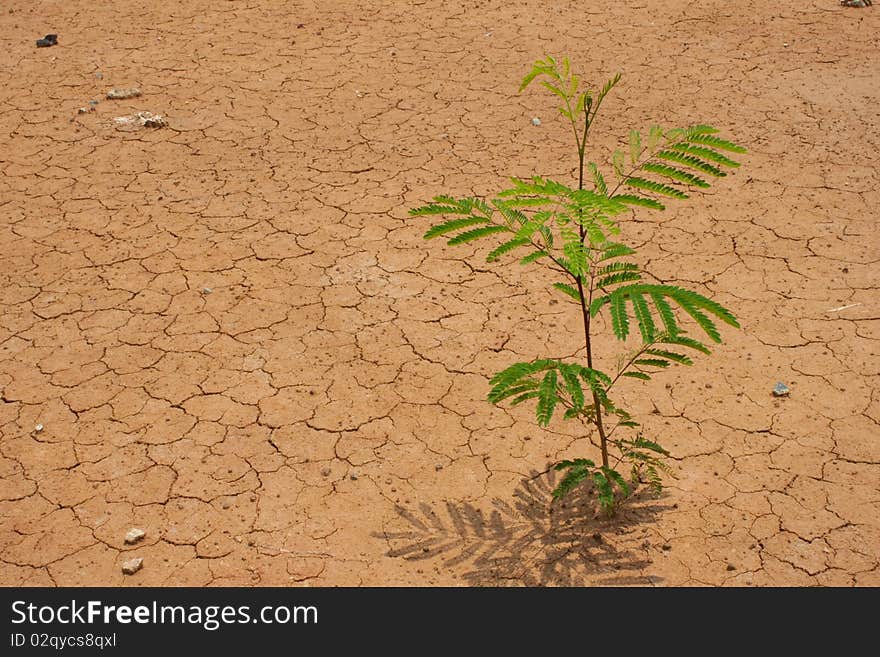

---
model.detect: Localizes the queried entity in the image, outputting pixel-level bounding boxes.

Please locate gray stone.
[773,382,790,397]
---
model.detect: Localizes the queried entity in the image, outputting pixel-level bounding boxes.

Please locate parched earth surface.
[1,0,877,586]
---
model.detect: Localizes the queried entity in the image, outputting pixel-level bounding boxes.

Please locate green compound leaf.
[624,176,689,200]
[669,143,740,168]
[423,216,490,239]
[641,163,710,188]
[486,238,529,262]
[558,364,585,410]
[589,163,607,195]
[634,358,671,369]
[447,225,509,245]
[656,150,726,177]
[613,194,665,210]
[684,133,747,153]
[644,348,693,365]
[536,370,559,427]
[552,282,582,302]
[609,293,629,340]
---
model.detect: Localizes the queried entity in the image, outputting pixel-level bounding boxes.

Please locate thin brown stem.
[572,104,611,470]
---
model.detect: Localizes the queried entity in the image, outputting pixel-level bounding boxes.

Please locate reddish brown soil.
[1,0,877,586]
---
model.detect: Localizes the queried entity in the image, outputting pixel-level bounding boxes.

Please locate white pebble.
[531,117,541,126]
[121,557,143,575]
[124,528,145,545]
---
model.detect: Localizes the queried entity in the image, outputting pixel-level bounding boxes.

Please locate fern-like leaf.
[609,293,629,340]
[641,163,709,188]
[485,381,539,403]
[599,243,637,261]
[447,225,508,245]
[660,333,711,355]
[603,467,631,497]
[536,370,559,426]
[558,364,585,410]
[656,150,726,177]
[650,292,679,335]
[596,284,738,344]
[644,348,693,366]
[486,238,529,262]
[625,176,689,199]
[634,358,670,369]
[684,133,747,153]
[492,201,528,227]
[520,250,548,265]
[511,391,541,406]
[669,143,740,168]
[589,163,607,195]
[613,194,665,210]
[488,360,554,402]
[552,282,582,302]
[596,271,642,289]
[629,129,643,165]
[630,293,656,342]
[552,459,594,499]
[423,216,490,239]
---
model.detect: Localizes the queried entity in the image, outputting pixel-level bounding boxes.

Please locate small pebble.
[531,117,541,126]
[124,528,145,545]
[94,71,103,79]
[34,424,44,433]
[121,557,143,575]
[201,287,212,294]
[726,563,736,571]
[221,500,231,509]
[661,544,672,551]
[320,466,331,477]
[350,473,358,481]
[434,463,443,471]
[772,382,790,397]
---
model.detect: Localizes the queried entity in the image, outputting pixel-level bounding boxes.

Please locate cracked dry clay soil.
[1,0,878,587]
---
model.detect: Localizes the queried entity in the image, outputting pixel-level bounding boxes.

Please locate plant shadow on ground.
[375,469,672,586]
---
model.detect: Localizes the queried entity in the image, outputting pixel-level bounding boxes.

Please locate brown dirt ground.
[1,0,878,587]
